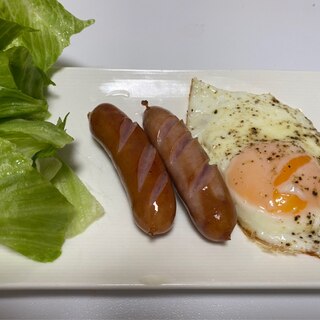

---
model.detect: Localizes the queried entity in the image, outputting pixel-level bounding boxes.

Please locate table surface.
[2,1,320,319]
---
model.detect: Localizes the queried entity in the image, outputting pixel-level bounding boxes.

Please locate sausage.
[142,103,237,241]
[88,103,176,236]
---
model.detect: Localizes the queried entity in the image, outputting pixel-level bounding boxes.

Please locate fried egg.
[187,78,320,257]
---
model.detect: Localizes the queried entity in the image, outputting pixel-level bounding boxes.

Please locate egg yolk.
[225,142,320,215]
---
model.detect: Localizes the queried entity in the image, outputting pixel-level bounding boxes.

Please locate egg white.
[187,78,320,172]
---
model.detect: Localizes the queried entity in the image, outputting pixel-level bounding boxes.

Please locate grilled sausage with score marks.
[142,102,237,241]
[88,103,176,236]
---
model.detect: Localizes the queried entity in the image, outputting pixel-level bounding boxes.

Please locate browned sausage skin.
[88,103,176,236]
[142,104,237,241]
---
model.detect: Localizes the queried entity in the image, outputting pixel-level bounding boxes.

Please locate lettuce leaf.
[51,160,104,238]
[0,86,49,119]
[0,0,94,71]
[36,157,62,181]
[0,18,34,50]
[0,138,75,262]
[6,46,53,100]
[0,46,51,118]
[0,118,73,158]
[0,52,17,89]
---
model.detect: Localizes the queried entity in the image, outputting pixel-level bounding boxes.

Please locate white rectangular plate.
[1,68,320,290]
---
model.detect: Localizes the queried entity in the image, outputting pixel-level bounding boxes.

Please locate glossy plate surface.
[1,68,320,289]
